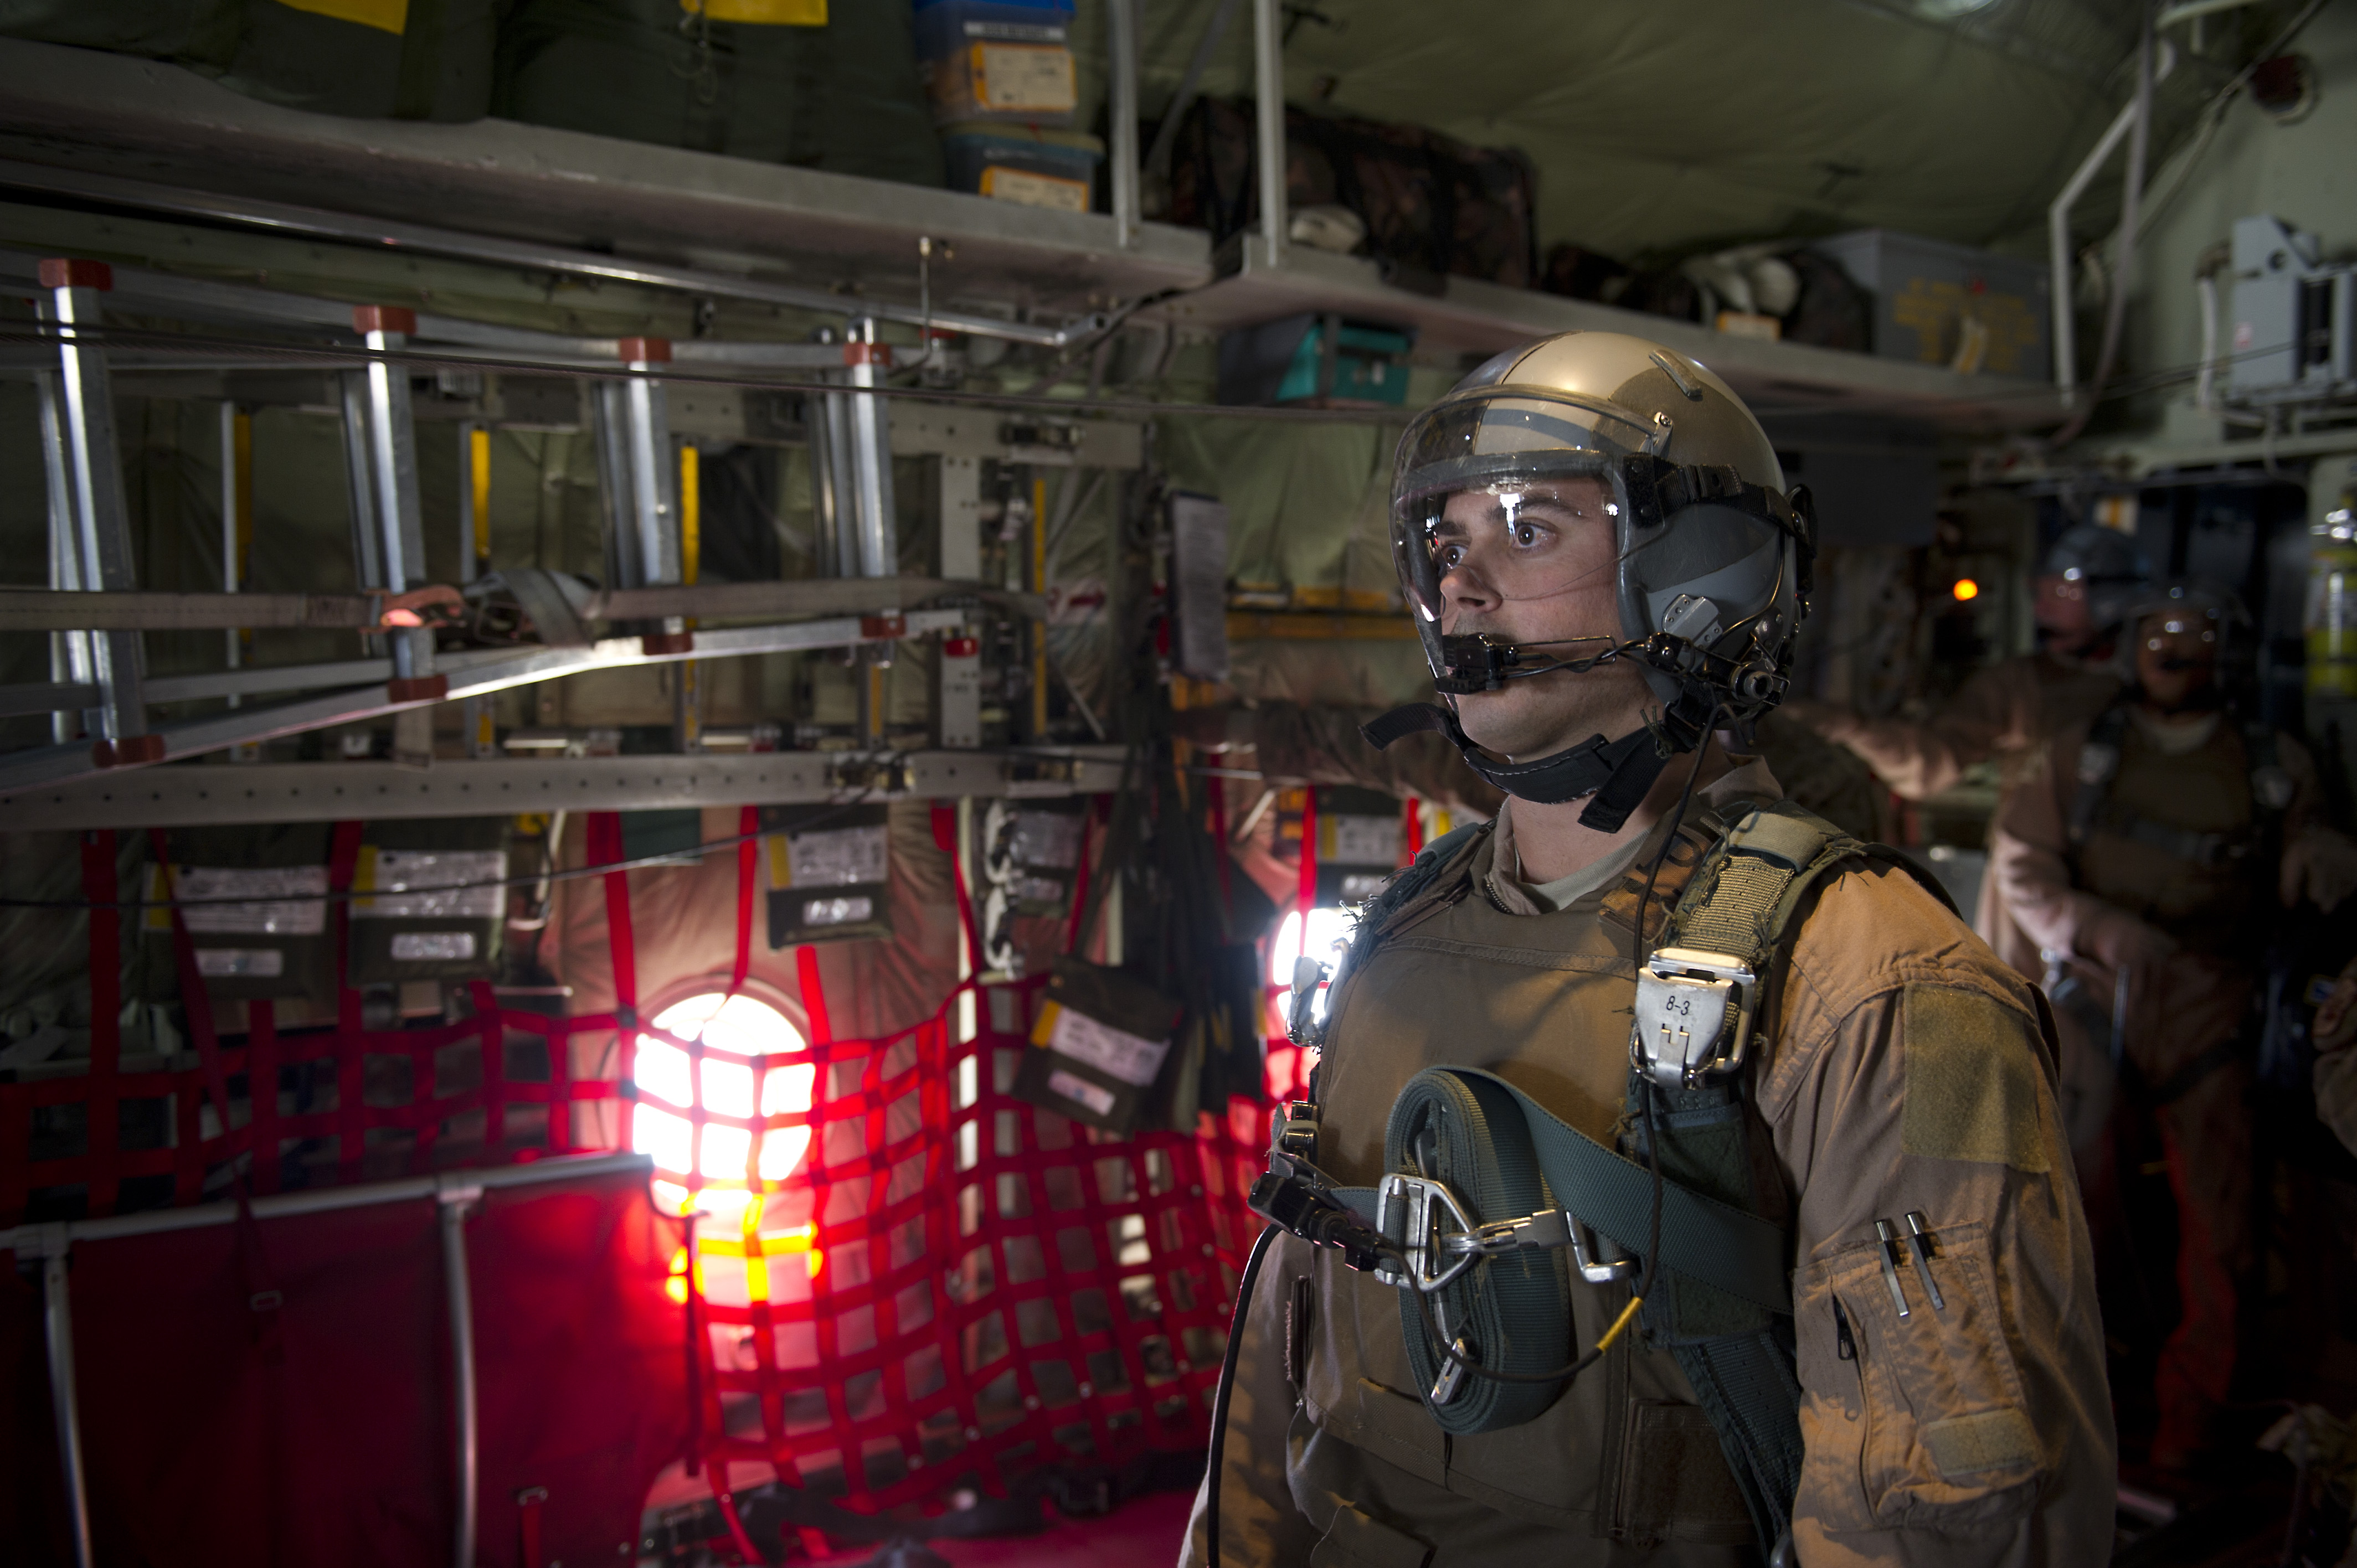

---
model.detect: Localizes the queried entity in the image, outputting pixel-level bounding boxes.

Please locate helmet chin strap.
[1359,702,1682,833]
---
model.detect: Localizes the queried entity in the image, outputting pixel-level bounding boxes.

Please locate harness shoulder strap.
[2068,703,2133,848]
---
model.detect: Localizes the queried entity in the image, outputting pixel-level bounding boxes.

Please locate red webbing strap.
[151,830,291,1358]
[80,831,122,1218]
[1296,786,1318,919]
[327,821,366,1184]
[1401,794,1423,862]
[681,1212,706,1478]
[515,1486,548,1568]
[585,813,640,1127]
[930,803,981,979]
[796,945,832,1048]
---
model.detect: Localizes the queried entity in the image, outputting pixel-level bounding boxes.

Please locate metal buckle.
[1375,1173,1481,1293]
[1632,946,1754,1091]
[1375,1174,1636,1292]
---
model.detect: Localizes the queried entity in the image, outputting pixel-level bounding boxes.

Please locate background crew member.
[1783,524,2147,977]
[1994,584,2357,1469]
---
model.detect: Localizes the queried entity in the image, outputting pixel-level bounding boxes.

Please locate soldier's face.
[2135,610,2219,711]
[1431,478,1652,761]
[2034,574,2097,656]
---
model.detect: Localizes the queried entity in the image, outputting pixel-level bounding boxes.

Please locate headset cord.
[1205,1223,1279,1568]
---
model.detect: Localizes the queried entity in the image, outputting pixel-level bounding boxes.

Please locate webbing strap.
[1337,1067,1791,1315]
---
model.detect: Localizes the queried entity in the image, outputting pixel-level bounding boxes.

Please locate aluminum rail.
[0,607,974,792]
[2048,41,2175,402]
[1252,0,1288,272]
[0,746,1130,829]
[0,160,1105,349]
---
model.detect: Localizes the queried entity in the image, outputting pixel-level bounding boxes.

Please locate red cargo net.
[655,804,1274,1528]
[0,809,1289,1548]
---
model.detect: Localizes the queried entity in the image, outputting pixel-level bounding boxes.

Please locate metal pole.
[2047,42,2175,402]
[439,1185,481,1568]
[843,319,896,580]
[1143,0,1242,183]
[37,1227,94,1568]
[356,308,436,693]
[37,374,93,746]
[1251,0,1287,269]
[40,259,155,759]
[220,401,244,709]
[1108,0,1141,249]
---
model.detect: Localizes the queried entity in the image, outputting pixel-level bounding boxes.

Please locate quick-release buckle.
[1632,946,1755,1091]
[1373,1173,1635,1293]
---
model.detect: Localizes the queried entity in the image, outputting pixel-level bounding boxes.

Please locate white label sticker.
[979,166,1089,213]
[391,931,477,962]
[160,866,328,936]
[803,894,876,927]
[354,849,506,920]
[1045,1068,1116,1117]
[1322,814,1403,867]
[195,948,285,978]
[785,826,889,889]
[1012,810,1083,870]
[1046,1005,1169,1088]
[972,42,1076,112]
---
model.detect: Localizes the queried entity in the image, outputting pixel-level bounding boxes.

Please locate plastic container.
[913,0,1077,126]
[1812,229,2051,380]
[1216,313,1417,408]
[940,120,1101,212]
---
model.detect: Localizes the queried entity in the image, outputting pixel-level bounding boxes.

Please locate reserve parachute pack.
[1248,799,1954,1559]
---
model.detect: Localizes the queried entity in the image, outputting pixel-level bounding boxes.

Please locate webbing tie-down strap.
[1334,1066,1792,1316]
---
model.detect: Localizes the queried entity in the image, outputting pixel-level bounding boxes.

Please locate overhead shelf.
[0,37,2061,429]
[1152,238,2065,431]
[0,37,1209,322]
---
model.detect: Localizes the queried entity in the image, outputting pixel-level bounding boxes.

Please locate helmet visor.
[1390,386,1658,639]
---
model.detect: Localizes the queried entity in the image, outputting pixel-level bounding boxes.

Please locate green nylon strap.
[1337,1066,1792,1316]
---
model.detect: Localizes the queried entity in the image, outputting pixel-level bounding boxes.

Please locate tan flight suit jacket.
[1990,712,2320,1079]
[1185,762,2115,1568]
[1788,654,2118,977]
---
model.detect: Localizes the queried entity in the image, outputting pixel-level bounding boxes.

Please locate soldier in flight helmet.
[1187,332,2114,1568]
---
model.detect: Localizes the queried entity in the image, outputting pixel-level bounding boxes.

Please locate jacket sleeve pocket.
[1794,1219,2042,1536]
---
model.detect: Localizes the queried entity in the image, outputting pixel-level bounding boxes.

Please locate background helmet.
[2113,578,2246,684]
[2042,524,2153,633]
[1389,331,1813,729]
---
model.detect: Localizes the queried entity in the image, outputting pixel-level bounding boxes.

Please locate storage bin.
[913,0,1075,126]
[1216,313,1417,409]
[941,118,1100,212]
[1812,229,2051,380]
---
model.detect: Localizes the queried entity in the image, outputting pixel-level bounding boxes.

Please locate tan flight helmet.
[1371,330,1816,828]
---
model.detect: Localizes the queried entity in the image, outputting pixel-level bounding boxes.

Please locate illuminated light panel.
[760,1126,814,1181]
[701,1056,756,1118]
[634,1037,692,1109]
[634,1103,692,1176]
[700,1122,754,1180]
[698,1186,754,1232]
[1952,579,1980,602]
[762,1061,816,1116]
